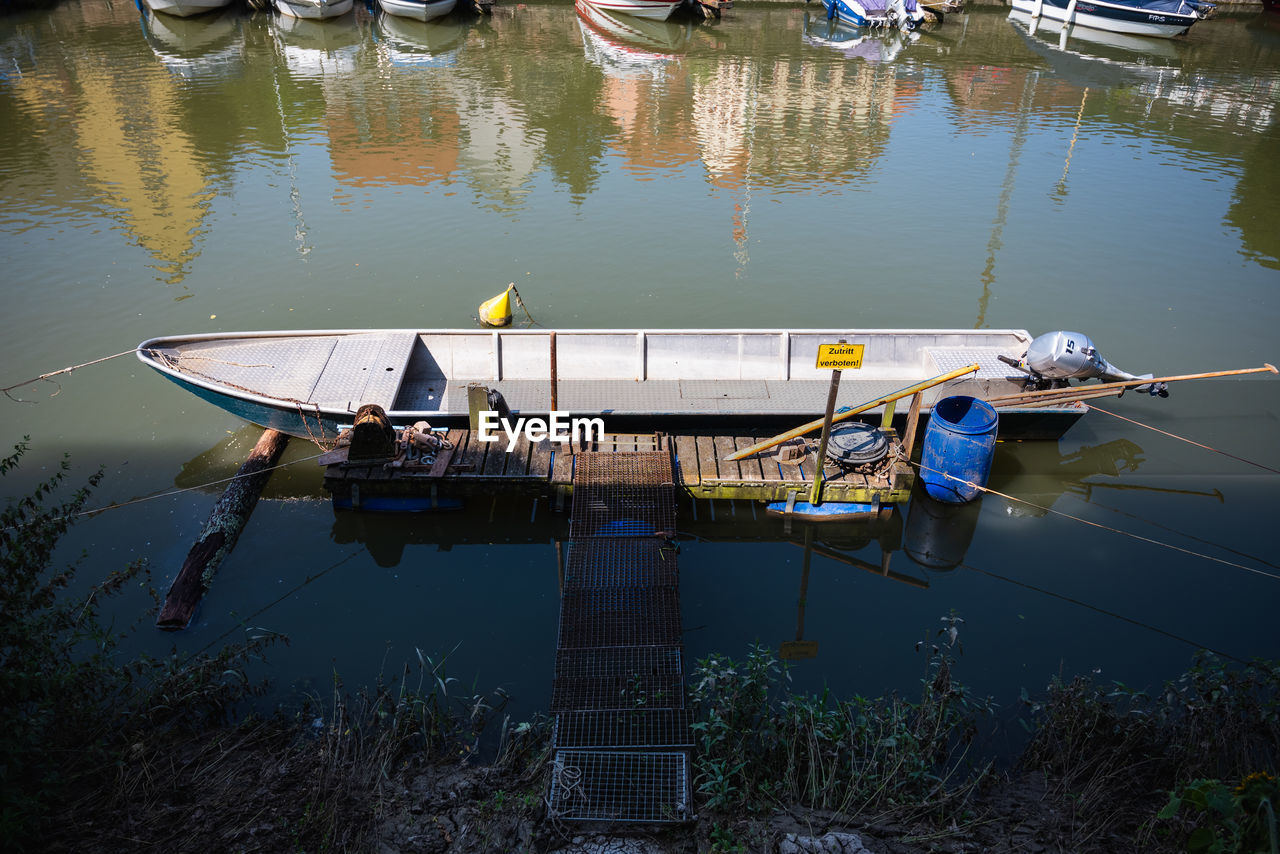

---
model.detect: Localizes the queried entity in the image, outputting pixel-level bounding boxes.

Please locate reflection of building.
[7,4,224,285]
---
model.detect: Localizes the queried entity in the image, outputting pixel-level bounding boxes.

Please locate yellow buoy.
[478,283,514,327]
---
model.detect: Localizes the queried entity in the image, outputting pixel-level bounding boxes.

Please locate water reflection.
[1007,10,1181,90]
[801,11,919,63]
[988,437,1226,518]
[271,7,362,79]
[576,0,689,73]
[141,5,245,79]
[374,10,467,67]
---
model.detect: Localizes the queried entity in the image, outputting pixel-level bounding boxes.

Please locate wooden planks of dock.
[323,429,913,507]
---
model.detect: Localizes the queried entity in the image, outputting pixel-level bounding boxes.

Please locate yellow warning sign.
[816,343,865,370]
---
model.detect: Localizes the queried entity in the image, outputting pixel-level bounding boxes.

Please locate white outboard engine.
[1009,331,1168,396]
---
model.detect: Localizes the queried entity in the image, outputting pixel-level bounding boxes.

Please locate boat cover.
[855,0,921,13]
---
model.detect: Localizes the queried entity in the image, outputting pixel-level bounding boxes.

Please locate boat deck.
[148,330,1037,419]
[322,430,914,506]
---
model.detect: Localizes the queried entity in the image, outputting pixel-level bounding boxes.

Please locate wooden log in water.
[157,428,290,630]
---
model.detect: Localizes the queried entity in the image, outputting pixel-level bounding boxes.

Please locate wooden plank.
[455,429,486,477]
[758,442,786,482]
[734,436,764,483]
[838,470,869,491]
[714,436,741,482]
[506,433,531,477]
[483,434,509,475]
[798,449,816,484]
[427,429,464,477]
[551,444,574,485]
[528,436,553,479]
[674,435,699,486]
[696,435,719,482]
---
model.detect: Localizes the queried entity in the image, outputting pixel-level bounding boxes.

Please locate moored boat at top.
[817,0,930,30]
[579,0,684,22]
[274,0,356,20]
[1008,0,1214,38]
[143,0,235,18]
[377,0,458,22]
[136,327,1138,441]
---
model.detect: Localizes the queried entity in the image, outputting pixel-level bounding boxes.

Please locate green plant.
[1158,773,1279,854]
[0,442,270,850]
[689,622,992,825]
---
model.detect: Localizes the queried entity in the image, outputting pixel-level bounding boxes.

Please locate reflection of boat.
[1008,0,1212,39]
[579,0,683,22]
[273,9,362,78]
[377,0,457,22]
[275,0,355,19]
[818,0,928,30]
[141,5,244,79]
[136,327,1087,440]
[1009,11,1182,87]
[375,11,467,66]
[803,12,918,61]
[144,0,234,17]
[575,0,686,76]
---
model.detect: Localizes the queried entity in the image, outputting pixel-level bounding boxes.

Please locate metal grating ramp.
[548,448,692,825]
[926,346,1019,380]
[549,751,690,823]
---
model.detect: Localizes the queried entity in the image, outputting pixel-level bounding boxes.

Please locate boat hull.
[275,0,355,19]
[579,0,683,22]
[819,0,927,29]
[1008,0,1202,37]
[137,328,1089,441]
[377,0,458,21]
[144,0,235,17]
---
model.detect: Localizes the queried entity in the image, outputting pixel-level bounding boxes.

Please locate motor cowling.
[1017,331,1168,396]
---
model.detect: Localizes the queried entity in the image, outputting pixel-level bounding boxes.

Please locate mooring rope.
[1086,404,1280,475]
[958,560,1246,664]
[910,460,1280,582]
[2,349,138,403]
[1,450,328,532]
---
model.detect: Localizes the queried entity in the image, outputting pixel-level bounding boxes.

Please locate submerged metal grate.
[554,709,694,750]
[548,750,690,823]
[564,538,679,589]
[569,483,677,539]
[557,588,682,648]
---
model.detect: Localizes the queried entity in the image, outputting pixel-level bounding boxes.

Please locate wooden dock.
[322,428,913,509]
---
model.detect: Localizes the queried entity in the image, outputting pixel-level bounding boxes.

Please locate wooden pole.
[724,363,980,462]
[157,429,290,630]
[985,364,1277,405]
[550,331,558,413]
[808,341,845,506]
[901,391,924,461]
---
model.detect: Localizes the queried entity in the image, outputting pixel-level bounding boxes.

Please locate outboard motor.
[1005,331,1168,396]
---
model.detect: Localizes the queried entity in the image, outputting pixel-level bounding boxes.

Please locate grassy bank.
[4,447,1278,853]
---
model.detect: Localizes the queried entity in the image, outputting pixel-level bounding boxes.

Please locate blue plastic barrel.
[919,396,998,504]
